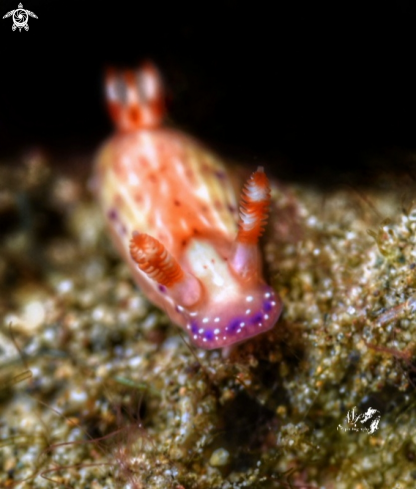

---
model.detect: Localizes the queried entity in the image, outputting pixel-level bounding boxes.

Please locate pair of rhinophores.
[94,62,282,349]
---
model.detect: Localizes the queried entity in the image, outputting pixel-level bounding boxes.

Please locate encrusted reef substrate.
[1,152,416,488]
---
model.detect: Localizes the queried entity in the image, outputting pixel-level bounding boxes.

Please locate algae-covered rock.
[1,151,416,488]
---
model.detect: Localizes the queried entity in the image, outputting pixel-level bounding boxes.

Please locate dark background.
[1,1,416,183]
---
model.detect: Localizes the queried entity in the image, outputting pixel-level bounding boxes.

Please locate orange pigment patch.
[105,130,237,259]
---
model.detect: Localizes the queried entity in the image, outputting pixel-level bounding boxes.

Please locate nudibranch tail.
[105,62,164,132]
[129,233,202,307]
[230,167,271,280]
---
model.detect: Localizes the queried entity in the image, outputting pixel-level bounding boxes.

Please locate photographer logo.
[3,3,38,31]
[337,406,381,435]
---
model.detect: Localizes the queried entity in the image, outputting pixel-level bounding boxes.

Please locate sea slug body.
[94,62,283,349]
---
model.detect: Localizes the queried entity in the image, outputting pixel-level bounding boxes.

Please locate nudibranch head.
[97,62,283,349]
[177,167,282,349]
[127,166,283,349]
[129,226,282,349]
[176,281,282,350]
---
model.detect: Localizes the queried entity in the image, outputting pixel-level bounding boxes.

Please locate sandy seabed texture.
[1,150,416,489]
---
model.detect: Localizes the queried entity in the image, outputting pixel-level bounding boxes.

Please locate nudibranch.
[94,62,282,349]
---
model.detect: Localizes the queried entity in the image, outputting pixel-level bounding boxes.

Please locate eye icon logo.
[3,3,38,31]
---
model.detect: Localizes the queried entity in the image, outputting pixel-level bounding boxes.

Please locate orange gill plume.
[230,167,271,281]
[105,62,164,132]
[129,232,202,307]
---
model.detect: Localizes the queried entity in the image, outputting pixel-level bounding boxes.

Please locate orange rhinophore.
[236,167,271,245]
[130,232,185,287]
[94,62,282,349]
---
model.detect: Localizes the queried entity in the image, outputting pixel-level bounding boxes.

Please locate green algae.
[0,151,416,488]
